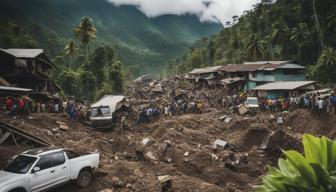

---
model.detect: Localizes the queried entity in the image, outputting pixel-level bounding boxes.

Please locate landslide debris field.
[1,108,336,192]
[1,80,336,192]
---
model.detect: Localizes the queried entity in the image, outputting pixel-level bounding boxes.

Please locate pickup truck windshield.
[91,106,110,117]
[4,155,37,174]
[247,98,258,105]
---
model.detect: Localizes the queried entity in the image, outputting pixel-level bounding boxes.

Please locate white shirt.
[318,100,323,109]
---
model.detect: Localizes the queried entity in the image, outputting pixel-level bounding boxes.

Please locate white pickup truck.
[0,147,100,192]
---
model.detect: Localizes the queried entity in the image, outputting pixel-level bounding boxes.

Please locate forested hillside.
[0,0,222,75]
[170,0,336,84]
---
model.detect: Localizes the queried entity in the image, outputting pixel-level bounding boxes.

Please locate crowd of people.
[1,95,89,123]
[2,96,32,118]
[258,91,336,117]
[136,100,207,124]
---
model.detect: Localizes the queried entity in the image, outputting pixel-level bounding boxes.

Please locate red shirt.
[18,99,25,108]
[5,99,13,109]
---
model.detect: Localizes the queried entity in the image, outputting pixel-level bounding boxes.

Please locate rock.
[238,104,248,115]
[100,189,113,192]
[213,139,228,150]
[158,175,172,184]
[158,175,173,192]
[211,154,219,161]
[145,151,158,162]
[111,176,125,187]
[51,128,59,133]
[219,115,227,120]
[224,117,233,123]
[46,130,53,136]
[184,151,189,157]
[141,137,155,145]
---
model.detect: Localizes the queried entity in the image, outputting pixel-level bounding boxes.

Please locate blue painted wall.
[267,90,285,99]
[248,69,305,82]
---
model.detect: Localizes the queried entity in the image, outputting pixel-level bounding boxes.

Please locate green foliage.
[108,60,125,94]
[172,0,336,80]
[64,40,79,69]
[78,69,96,102]
[246,35,267,61]
[256,134,336,192]
[56,70,80,96]
[0,0,222,75]
[310,47,336,84]
[95,82,112,101]
[0,21,38,48]
[74,16,97,58]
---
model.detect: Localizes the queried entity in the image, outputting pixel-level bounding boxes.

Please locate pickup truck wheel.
[76,170,92,187]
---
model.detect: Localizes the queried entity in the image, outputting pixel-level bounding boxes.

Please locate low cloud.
[107,0,261,25]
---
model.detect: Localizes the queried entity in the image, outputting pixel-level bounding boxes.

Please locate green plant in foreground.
[256,134,336,192]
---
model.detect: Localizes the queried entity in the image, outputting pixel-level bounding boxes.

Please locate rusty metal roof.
[220,64,267,72]
[220,61,304,72]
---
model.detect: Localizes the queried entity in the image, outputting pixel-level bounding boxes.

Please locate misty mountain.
[0,0,223,75]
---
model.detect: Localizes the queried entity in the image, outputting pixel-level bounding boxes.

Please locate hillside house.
[244,61,306,89]
[185,66,223,86]
[219,61,306,90]
[0,48,60,95]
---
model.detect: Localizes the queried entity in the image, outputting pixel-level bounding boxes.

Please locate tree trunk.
[298,44,302,63]
[69,56,72,70]
[313,0,324,48]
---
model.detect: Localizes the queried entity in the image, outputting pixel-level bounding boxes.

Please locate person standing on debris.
[18,97,25,117]
[41,102,46,113]
[23,99,32,118]
[164,106,169,116]
[277,115,284,131]
[317,97,324,117]
[119,115,126,135]
[5,97,13,114]
[331,92,336,114]
[54,102,59,113]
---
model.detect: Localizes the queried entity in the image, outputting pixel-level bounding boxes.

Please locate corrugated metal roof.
[277,63,306,69]
[220,64,267,72]
[220,61,305,72]
[91,95,125,112]
[0,48,43,58]
[189,66,222,74]
[253,81,315,91]
[243,61,291,65]
[0,86,33,92]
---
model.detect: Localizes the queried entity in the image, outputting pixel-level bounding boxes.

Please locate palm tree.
[290,23,310,61]
[74,16,97,59]
[246,35,267,61]
[319,47,336,67]
[269,21,289,58]
[327,9,336,32]
[315,47,336,83]
[64,40,79,69]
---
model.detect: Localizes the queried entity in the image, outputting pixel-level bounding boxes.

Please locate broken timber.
[0,121,50,147]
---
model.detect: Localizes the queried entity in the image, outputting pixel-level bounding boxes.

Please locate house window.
[283,69,303,75]
[263,71,274,75]
[252,72,257,78]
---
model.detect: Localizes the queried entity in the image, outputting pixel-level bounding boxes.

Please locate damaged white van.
[89,95,126,130]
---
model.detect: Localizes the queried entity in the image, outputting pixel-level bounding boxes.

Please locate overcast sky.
[107,0,261,26]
